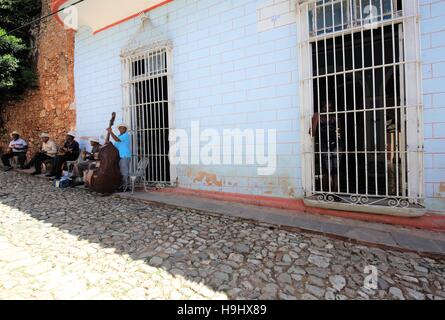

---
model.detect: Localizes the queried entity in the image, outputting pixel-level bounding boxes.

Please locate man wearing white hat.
[1,131,28,171]
[23,133,58,175]
[106,123,131,191]
[46,131,80,179]
[71,137,102,183]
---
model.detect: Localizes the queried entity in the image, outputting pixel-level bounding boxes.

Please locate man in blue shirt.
[107,123,131,191]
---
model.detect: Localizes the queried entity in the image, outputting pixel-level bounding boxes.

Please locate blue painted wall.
[73,0,445,213]
[421,0,445,213]
[74,0,301,198]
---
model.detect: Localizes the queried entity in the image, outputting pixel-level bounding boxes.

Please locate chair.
[41,159,53,174]
[10,153,26,169]
[9,156,19,169]
[64,152,83,176]
[126,157,150,194]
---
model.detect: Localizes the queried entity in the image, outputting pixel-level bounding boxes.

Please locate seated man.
[46,131,80,179]
[71,137,101,184]
[23,133,57,175]
[1,131,28,171]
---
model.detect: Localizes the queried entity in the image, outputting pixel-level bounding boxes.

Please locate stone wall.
[0,0,75,156]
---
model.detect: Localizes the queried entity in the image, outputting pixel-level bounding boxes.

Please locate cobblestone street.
[0,171,444,300]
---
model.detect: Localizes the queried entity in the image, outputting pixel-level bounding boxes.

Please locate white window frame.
[297,0,424,214]
[121,44,176,186]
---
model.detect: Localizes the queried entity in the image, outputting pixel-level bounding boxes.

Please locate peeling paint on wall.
[193,171,223,187]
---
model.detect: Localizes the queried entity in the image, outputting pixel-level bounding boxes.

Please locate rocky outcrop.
[0,0,75,155]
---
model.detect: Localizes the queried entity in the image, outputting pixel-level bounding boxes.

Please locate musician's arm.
[107,128,121,142]
[49,141,58,156]
[7,141,14,153]
[87,151,96,160]
[73,143,80,154]
[67,142,80,155]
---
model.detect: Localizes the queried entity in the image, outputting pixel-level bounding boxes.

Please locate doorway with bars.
[121,46,173,186]
[298,0,424,212]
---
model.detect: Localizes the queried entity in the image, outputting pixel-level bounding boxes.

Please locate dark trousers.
[50,154,79,178]
[28,152,53,173]
[1,152,26,168]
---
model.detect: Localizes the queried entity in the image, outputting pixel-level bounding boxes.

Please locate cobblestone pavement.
[0,171,444,300]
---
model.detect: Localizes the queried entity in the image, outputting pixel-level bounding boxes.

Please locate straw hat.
[66,131,76,138]
[117,123,129,130]
[40,133,50,138]
[10,131,20,137]
[88,137,100,143]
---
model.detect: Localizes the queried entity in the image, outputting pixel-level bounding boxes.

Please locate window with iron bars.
[298,0,423,209]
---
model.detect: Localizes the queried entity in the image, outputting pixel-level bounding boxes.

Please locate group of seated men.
[1,124,131,191]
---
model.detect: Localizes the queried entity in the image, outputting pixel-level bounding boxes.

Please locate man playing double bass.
[106,123,131,192]
[84,112,122,194]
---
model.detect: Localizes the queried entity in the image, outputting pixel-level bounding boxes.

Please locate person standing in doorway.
[106,123,131,192]
[310,101,343,193]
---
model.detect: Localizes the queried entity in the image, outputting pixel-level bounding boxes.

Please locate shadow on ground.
[1,170,444,300]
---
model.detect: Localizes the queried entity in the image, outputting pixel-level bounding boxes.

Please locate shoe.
[31,172,41,176]
[3,166,12,172]
[22,164,31,170]
[70,181,84,187]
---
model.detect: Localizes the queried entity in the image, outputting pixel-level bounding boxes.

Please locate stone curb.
[115,191,445,259]
[5,169,445,258]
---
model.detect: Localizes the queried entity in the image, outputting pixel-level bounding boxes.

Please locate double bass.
[85,112,122,193]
